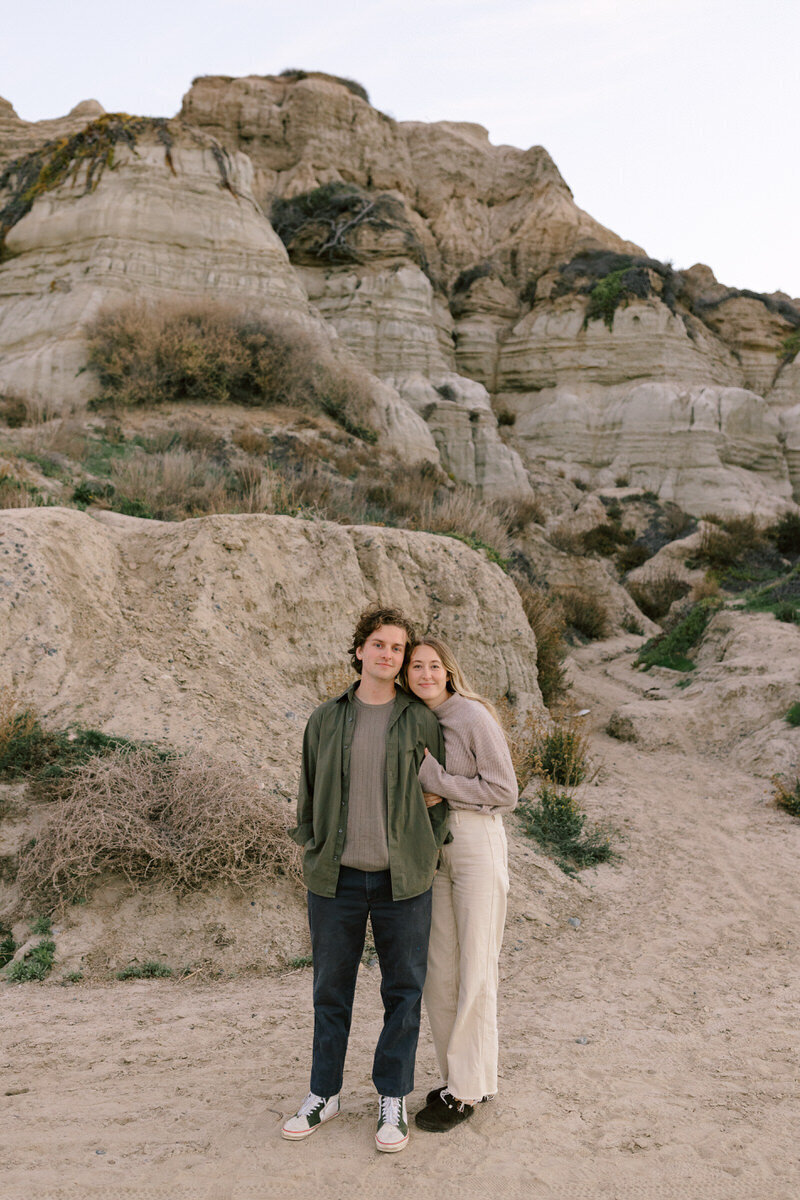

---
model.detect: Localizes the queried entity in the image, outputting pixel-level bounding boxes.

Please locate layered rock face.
[1,74,799,510]
[0,96,106,168]
[0,119,309,409]
[0,506,542,781]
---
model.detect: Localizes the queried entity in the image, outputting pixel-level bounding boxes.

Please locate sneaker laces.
[297,1092,326,1117]
[379,1095,402,1126]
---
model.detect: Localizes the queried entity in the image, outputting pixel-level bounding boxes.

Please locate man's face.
[355,624,408,685]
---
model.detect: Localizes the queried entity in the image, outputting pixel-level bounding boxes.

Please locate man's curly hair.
[348,606,417,675]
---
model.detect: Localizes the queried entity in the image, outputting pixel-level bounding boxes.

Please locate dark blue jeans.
[307,867,432,1097]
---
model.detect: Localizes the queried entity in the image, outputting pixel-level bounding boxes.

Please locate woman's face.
[407,645,449,708]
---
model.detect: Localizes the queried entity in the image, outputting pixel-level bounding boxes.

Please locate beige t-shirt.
[340,695,394,872]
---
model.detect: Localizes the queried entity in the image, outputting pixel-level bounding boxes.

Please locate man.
[283,606,447,1153]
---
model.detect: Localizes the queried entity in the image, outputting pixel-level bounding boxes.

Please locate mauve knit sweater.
[417,692,517,813]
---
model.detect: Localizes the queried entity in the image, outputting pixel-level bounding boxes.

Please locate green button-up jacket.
[290,682,448,900]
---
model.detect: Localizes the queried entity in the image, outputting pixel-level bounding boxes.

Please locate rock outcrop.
[2,75,800,512]
[607,611,800,777]
[0,118,309,409]
[0,506,542,783]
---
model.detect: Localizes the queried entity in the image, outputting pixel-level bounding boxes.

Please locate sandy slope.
[2,648,799,1200]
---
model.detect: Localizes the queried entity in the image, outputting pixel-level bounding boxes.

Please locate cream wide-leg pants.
[423,808,510,1104]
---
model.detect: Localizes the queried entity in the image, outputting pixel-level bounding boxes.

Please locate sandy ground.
[2,650,799,1200]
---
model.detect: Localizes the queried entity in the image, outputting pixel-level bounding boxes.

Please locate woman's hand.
[423,791,443,808]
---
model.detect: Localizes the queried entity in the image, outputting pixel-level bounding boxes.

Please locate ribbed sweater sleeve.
[417,693,517,812]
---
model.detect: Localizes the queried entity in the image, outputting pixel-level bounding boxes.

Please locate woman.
[405,637,517,1133]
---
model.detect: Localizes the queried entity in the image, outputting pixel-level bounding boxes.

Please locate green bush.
[532,723,590,787]
[0,929,16,969]
[517,787,614,871]
[7,939,56,982]
[636,600,718,671]
[784,702,800,727]
[0,694,142,783]
[116,961,173,980]
[771,511,800,556]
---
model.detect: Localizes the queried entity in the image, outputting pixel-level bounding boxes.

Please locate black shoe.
[414,1089,475,1133]
[424,1086,445,1106]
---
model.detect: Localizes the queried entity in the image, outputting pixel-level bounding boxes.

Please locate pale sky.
[3,0,798,297]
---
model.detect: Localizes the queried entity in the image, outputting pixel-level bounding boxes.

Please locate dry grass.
[416,489,513,559]
[557,588,610,640]
[626,571,690,621]
[511,576,567,706]
[0,476,41,508]
[85,299,378,441]
[0,685,37,767]
[0,394,60,426]
[233,425,271,455]
[15,748,302,909]
[17,418,89,461]
[495,703,538,792]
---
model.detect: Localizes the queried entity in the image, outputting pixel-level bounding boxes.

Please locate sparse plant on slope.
[772,776,800,818]
[626,571,690,621]
[558,588,609,640]
[510,576,568,707]
[529,721,592,788]
[116,961,173,980]
[636,599,720,671]
[517,786,614,872]
[271,181,426,272]
[0,687,141,783]
[6,938,56,982]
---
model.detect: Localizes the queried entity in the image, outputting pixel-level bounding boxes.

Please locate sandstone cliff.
[2,74,799,513]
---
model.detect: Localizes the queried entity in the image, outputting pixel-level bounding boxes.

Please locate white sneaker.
[375,1095,409,1153]
[281,1092,340,1140]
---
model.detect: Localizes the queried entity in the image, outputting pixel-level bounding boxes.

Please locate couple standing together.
[282,606,518,1152]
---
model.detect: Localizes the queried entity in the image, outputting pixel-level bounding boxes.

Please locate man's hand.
[423,792,443,808]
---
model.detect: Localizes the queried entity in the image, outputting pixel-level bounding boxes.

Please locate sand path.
[2,648,799,1199]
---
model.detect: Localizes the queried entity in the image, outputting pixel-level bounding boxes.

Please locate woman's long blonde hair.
[404,636,501,726]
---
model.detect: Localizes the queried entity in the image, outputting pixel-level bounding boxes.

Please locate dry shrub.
[626,571,690,621]
[772,775,800,818]
[616,542,652,572]
[698,515,763,568]
[0,476,39,508]
[495,702,538,792]
[549,526,586,556]
[15,748,302,908]
[0,394,60,426]
[511,576,567,706]
[0,685,37,768]
[18,418,88,461]
[85,299,378,441]
[691,574,720,602]
[500,493,546,533]
[416,489,513,559]
[662,503,693,540]
[557,588,609,640]
[504,713,593,791]
[233,425,271,455]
